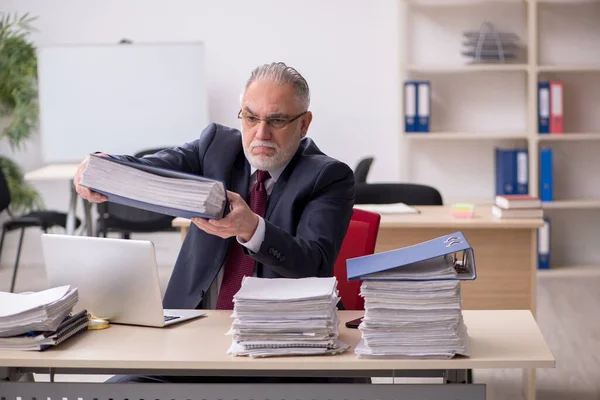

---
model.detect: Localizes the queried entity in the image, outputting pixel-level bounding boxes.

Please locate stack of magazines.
[347,232,475,359]
[0,286,89,351]
[80,154,227,219]
[227,277,349,358]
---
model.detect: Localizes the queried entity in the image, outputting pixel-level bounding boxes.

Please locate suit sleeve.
[248,161,355,278]
[106,123,219,175]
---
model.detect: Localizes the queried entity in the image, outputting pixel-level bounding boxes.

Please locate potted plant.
[0,12,43,213]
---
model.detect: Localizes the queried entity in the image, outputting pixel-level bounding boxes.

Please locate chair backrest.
[0,166,11,214]
[333,208,381,310]
[353,157,374,184]
[355,183,443,206]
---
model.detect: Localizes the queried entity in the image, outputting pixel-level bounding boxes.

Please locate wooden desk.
[172,206,544,314]
[24,163,93,236]
[0,310,554,400]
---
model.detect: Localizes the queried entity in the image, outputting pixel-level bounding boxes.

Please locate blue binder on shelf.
[346,231,476,281]
[80,154,228,220]
[538,218,551,270]
[495,148,516,195]
[515,149,529,195]
[538,81,550,134]
[417,81,430,132]
[495,148,528,195]
[404,81,417,132]
[539,148,553,202]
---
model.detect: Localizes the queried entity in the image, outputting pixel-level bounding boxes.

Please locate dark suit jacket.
[111,123,355,309]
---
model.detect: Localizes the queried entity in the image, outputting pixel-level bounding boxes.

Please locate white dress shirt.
[202,161,289,309]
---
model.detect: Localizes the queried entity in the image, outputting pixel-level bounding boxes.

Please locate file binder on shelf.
[515,149,529,195]
[404,80,431,133]
[549,81,563,134]
[538,219,550,270]
[417,81,430,132]
[404,81,417,132]
[495,148,515,195]
[539,80,564,134]
[539,148,553,202]
[346,231,476,282]
[538,81,550,134]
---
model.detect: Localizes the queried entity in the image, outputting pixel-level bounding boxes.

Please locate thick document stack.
[227,277,350,358]
[80,154,227,219]
[0,285,87,351]
[0,310,89,351]
[346,232,476,360]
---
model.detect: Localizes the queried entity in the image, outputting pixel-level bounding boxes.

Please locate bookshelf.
[400,0,600,270]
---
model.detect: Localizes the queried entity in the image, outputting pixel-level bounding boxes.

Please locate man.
[73,62,355,312]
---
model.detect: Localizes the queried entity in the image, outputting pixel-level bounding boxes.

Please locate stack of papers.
[0,310,89,351]
[227,277,350,358]
[0,286,79,338]
[355,203,419,215]
[355,265,471,360]
[0,286,87,351]
[80,154,226,219]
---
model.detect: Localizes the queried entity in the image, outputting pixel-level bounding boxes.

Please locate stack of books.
[346,232,475,360]
[0,286,88,351]
[80,154,227,219]
[492,195,543,219]
[227,277,349,358]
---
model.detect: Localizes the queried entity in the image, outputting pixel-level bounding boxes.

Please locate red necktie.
[216,170,270,310]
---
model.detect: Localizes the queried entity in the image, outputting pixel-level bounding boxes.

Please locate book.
[346,232,476,282]
[80,154,227,219]
[495,195,541,209]
[492,205,543,219]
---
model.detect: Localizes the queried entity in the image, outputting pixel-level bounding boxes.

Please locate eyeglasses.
[237,110,307,130]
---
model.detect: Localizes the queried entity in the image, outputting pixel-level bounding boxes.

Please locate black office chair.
[355,183,443,206]
[354,157,374,184]
[0,167,81,292]
[95,148,176,239]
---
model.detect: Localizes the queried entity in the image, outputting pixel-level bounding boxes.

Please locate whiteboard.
[37,42,208,163]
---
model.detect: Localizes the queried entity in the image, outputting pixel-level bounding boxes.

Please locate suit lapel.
[265,145,303,219]
[226,154,251,217]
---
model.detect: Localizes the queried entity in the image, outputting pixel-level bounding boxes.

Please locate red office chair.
[333,208,381,310]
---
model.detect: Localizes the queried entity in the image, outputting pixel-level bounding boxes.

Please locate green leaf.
[0,12,42,211]
[0,155,44,214]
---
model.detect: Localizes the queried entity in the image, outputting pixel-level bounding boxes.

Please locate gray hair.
[244,62,310,111]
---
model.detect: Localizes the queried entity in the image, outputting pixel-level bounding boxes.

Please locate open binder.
[346,231,476,281]
[80,154,228,219]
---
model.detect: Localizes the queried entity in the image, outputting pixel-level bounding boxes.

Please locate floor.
[1,255,599,400]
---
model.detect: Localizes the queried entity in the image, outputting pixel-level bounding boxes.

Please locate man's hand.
[73,153,109,203]
[192,191,259,241]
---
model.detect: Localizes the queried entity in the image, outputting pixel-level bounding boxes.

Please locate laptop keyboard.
[164,315,181,322]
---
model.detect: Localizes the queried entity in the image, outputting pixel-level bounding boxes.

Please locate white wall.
[1,0,598,271]
[0,0,403,269]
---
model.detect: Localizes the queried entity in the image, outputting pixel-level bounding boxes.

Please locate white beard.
[243,131,302,171]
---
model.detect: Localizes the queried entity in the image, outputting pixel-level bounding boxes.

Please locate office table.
[0,310,554,400]
[172,205,544,313]
[24,163,93,236]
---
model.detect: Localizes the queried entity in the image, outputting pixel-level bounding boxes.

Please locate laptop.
[41,234,205,327]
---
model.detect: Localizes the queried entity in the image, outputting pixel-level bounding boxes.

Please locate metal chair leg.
[0,226,6,269]
[10,228,25,293]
